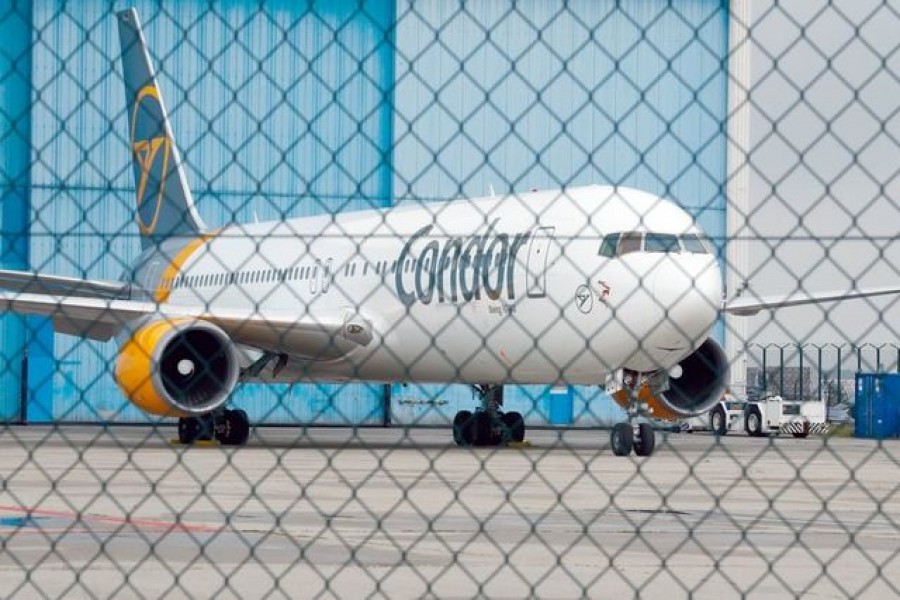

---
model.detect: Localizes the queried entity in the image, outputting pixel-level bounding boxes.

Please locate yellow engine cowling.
[612,338,729,421]
[114,319,239,417]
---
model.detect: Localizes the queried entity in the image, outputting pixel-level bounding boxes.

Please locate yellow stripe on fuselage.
[154,231,219,303]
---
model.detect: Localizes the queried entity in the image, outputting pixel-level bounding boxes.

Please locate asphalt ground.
[0,425,897,599]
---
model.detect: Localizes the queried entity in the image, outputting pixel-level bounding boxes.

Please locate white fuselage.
[161,185,722,385]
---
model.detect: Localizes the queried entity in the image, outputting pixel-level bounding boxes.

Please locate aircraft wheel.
[710,406,728,436]
[633,423,656,457]
[471,411,494,446]
[501,411,525,443]
[218,409,251,446]
[745,407,763,437]
[453,410,473,446]
[610,423,634,456]
[177,417,201,444]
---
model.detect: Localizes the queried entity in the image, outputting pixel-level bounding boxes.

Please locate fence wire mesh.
[1,1,899,598]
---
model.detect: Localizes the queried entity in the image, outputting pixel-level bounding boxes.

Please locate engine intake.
[115,319,239,417]
[659,337,729,416]
[611,338,729,420]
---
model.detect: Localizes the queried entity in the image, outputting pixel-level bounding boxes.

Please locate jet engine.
[114,319,239,417]
[611,338,729,421]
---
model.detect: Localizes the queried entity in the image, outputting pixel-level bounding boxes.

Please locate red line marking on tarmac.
[1,528,90,536]
[0,505,221,534]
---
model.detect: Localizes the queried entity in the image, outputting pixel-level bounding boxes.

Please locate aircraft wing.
[0,290,372,359]
[0,290,154,340]
[723,286,900,316]
[0,269,131,300]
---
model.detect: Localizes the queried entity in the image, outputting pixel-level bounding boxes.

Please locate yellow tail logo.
[131,85,170,234]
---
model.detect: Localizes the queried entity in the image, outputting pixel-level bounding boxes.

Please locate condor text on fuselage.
[395,219,534,306]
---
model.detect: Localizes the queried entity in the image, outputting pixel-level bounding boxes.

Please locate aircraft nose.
[651,255,721,348]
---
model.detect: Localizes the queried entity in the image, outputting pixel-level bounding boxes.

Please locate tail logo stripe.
[130,85,171,235]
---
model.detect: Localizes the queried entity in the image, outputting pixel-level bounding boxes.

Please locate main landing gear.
[609,369,657,457]
[452,385,525,447]
[174,351,284,446]
[177,408,251,446]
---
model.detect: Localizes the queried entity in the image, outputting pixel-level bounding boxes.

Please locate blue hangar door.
[24,0,395,424]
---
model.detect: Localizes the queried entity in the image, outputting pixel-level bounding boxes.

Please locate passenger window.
[644,234,680,253]
[617,232,643,255]
[599,234,620,258]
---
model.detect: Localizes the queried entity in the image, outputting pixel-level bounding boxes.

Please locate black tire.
[218,409,251,446]
[501,411,525,443]
[792,422,810,439]
[634,423,656,457]
[177,417,201,444]
[452,410,473,446]
[710,406,728,436]
[472,410,494,446]
[745,406,763,437]
[233,409,251,445]
[610,423,634,456]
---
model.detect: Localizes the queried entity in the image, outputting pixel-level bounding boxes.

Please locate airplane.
[2,8,900,456]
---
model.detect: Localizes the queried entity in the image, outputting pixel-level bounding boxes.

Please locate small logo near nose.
[575,285,593,313]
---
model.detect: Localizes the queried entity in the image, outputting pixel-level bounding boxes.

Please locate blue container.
[546,386,574,426]
[855,374,900,439]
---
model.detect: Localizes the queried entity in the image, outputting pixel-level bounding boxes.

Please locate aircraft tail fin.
[117,8,205,249]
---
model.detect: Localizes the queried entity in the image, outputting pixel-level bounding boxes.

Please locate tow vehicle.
[682,394,827,437]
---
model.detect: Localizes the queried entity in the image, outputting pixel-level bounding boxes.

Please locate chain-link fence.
[1,1,899,598]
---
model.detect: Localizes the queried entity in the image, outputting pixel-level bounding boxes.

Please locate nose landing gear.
[608,370,658,457]
[452,385,525,447]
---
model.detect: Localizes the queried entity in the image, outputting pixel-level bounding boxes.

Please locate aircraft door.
[145,260,161,295]
[526,226,555,298]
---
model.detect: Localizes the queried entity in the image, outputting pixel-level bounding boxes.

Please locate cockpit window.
[681,234,711,254]
[600,231,713,257]
[644,233,681,253]
[598,233,620,257]
[618,232,643,255]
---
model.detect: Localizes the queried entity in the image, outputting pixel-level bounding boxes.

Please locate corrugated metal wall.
[4,0,727,425]
[24,0,394,423]
[0,1,32,421]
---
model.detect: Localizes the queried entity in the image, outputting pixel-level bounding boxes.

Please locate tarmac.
[0,425,897,599]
